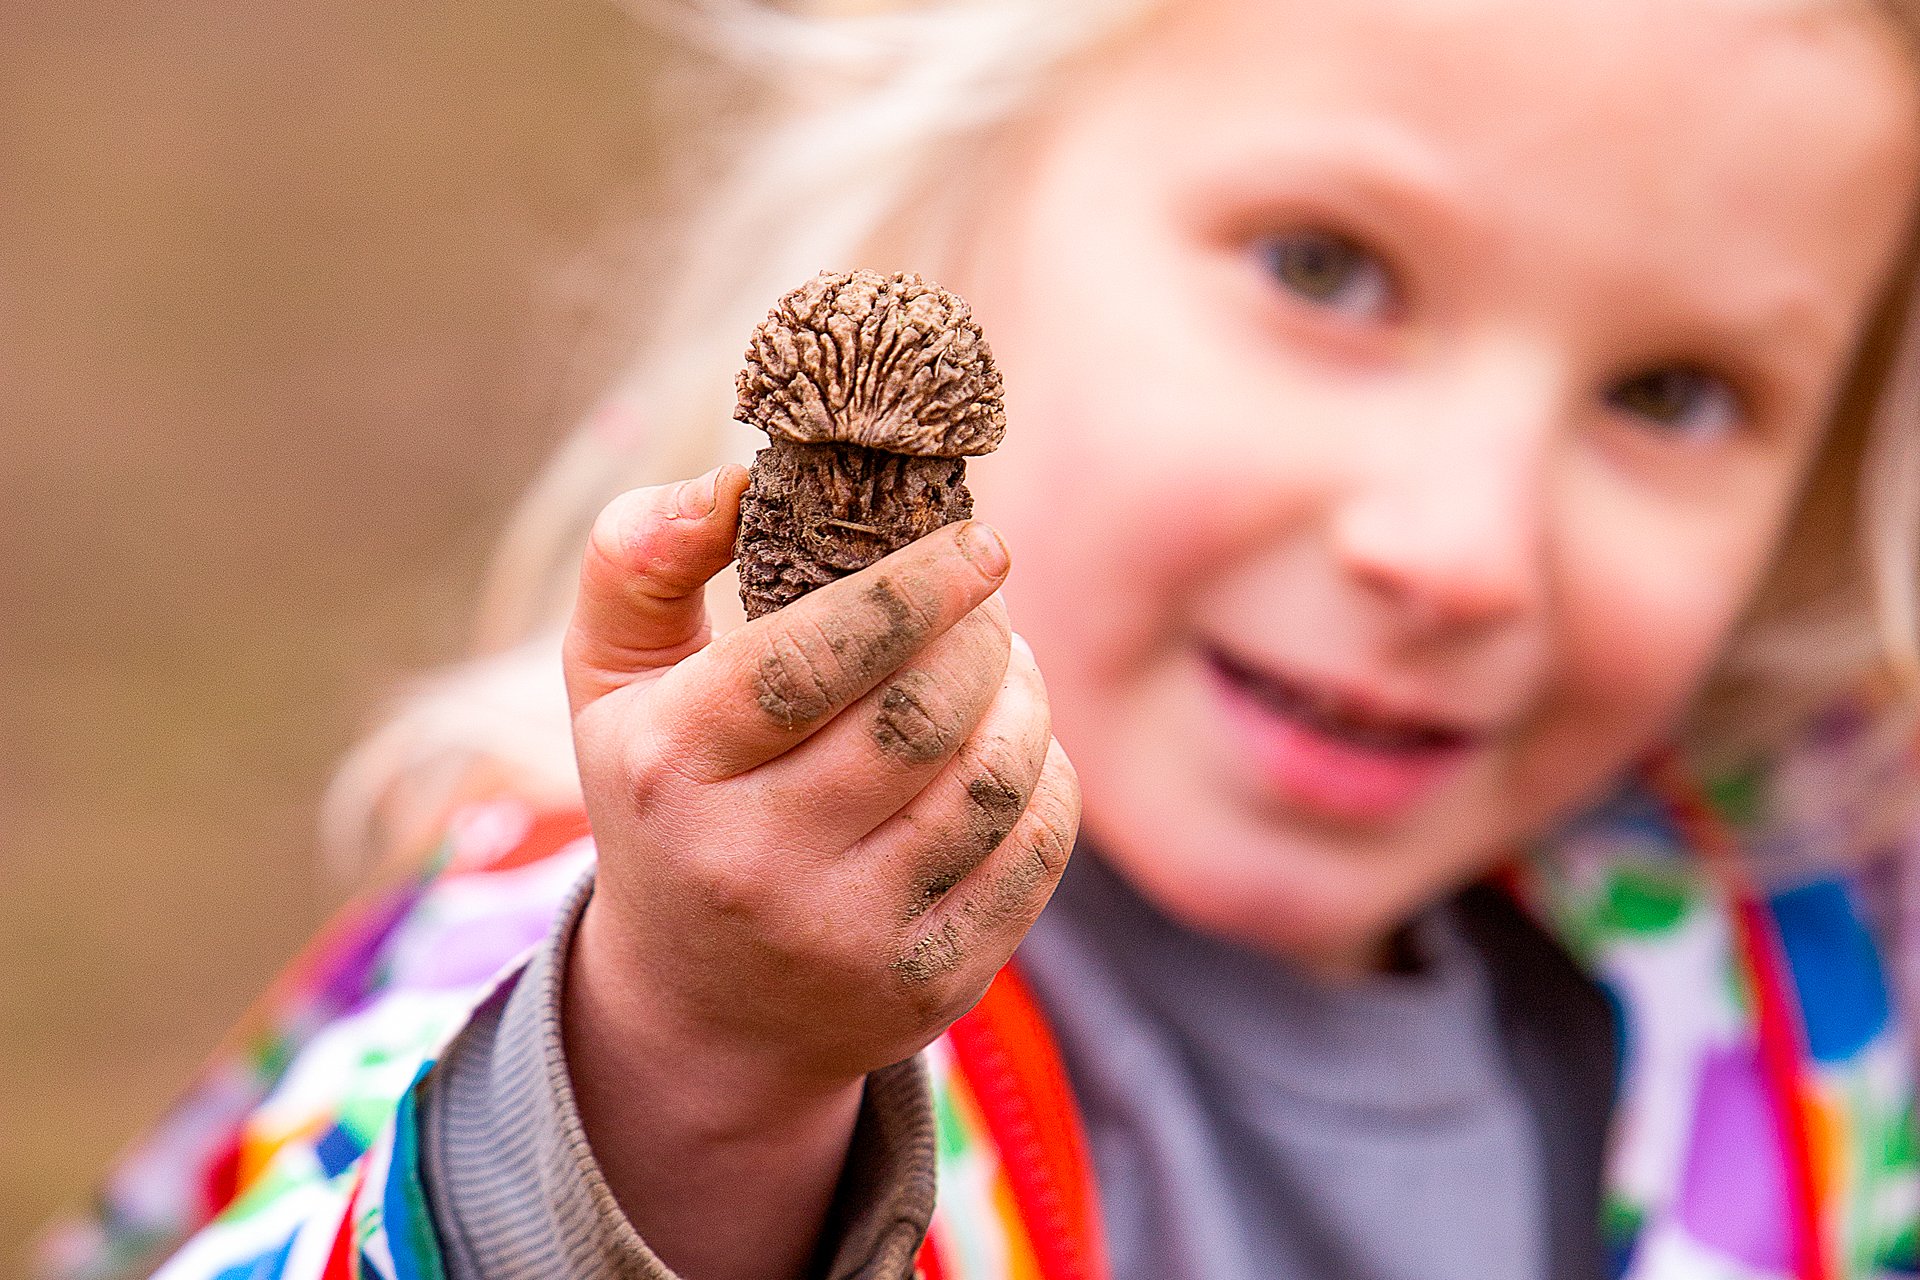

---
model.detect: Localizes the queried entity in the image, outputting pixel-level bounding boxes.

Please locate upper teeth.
[1222,653,1452,754]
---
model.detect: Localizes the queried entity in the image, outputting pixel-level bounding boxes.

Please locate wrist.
[564,890,866,1143]
[562,893,867,1280]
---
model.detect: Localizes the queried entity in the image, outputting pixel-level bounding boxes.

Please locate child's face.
[947,0,1920,971]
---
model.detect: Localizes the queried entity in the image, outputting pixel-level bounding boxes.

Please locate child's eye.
[1604,365,1742,440]
[1259,230,1394,322]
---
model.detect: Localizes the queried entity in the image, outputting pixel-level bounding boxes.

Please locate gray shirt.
[419,852,1615,1279]
[1017,849,1543,1280]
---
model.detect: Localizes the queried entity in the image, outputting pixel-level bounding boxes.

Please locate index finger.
[650,518,1012,781]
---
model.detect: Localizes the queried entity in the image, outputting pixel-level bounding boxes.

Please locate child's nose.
[1329,364,1556,633]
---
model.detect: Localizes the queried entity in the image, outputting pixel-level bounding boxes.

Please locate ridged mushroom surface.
[735,269,1006,458]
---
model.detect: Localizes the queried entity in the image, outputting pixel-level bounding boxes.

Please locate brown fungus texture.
[735,269,1006,619]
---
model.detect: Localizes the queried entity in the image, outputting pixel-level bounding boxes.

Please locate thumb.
[563,463,750,713]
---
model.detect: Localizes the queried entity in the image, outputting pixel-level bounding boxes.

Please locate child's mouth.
[1201,646,1478,822]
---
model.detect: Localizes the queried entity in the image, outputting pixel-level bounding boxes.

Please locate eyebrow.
[1619,281,1843,411]
[1177,122,1481,253]
[1660,285,1841,357]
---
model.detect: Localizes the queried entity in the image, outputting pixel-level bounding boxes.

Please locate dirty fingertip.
[714,462,751,505]
[958,521,1011,579]
[674,469,721,519]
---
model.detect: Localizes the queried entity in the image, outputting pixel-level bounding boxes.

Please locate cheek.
[967,405,1203,698]
[1513,473,1796,822]
[954,109,1313,661]
[963,305,1279,682]
[1579,572,1728,713]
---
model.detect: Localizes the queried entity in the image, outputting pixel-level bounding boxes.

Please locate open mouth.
[1204,647,1471,757]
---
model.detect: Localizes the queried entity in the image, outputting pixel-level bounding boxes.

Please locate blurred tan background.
[3,1,685,1263]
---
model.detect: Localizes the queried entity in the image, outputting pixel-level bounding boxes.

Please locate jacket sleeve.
[133,804,600,1280]
[38,796,938,1280]
[417,872,939,1280]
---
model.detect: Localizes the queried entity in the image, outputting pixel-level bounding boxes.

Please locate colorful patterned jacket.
[35,747,1920,1280]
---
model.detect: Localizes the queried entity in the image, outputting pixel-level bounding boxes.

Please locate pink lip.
[1202,651,1476,824]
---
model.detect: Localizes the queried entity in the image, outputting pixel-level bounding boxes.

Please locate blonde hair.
[324,0,1920,875]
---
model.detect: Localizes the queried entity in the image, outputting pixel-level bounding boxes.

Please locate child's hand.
[559,463,1077,1279]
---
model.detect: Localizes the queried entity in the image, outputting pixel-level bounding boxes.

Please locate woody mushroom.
[734,269,1007,619]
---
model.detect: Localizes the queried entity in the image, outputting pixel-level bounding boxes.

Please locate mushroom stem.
[735,437,972,619]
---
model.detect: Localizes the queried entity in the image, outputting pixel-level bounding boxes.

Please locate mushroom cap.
[736,269,1006,457]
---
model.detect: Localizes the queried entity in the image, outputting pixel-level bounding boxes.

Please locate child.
[40,0,1920,1277]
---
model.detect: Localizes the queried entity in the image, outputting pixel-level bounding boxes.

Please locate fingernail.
[960,521,1010,578]
[1011,631,1035,662]
[677,468,720,519]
